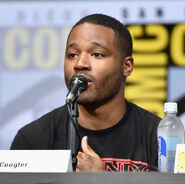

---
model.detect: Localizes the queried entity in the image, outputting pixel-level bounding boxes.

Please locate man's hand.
[76,136,105,172]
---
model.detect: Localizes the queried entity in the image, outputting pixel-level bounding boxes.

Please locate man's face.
[64,23,124,105]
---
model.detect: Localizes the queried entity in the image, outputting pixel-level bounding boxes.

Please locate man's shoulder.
[19,104,68,133]
[127,101,161,124]
[11,105,68,149]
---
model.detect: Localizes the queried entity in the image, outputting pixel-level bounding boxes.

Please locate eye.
[92,53,105,58]
[67,53,78,59]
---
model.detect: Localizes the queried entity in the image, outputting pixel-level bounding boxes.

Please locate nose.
[74,54,91,71]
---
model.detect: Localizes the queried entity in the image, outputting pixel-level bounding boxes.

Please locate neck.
[77,89,126,130]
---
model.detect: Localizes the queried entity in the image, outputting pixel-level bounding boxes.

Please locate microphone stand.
[66,75,88,171]
[66,101,80,171]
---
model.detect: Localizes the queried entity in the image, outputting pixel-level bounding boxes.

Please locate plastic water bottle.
[158,102,184,173]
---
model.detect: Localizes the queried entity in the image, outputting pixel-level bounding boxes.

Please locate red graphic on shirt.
[101,158,150,172]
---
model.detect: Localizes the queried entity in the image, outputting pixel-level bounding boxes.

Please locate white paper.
[0,150,72,173]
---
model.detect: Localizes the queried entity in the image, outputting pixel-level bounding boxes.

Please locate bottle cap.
[164,102,177,113]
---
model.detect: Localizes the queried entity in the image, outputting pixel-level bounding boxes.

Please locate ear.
[123,56,134,77]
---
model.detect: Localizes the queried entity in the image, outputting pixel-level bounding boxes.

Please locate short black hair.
[68,14,133,58]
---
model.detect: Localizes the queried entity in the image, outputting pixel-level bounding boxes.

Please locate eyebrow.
[91,42,109,51]
[66,41,110,51]
[66,42,77,49]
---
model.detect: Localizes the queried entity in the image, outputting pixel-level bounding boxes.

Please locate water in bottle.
[158,102,184,173]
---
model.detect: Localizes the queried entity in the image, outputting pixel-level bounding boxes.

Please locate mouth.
[83,77,93,88]
[87,81,92,87]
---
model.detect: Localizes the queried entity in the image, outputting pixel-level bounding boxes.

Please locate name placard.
[0,150,72,173]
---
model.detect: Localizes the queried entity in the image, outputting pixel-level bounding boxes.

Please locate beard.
[65,70,124,106]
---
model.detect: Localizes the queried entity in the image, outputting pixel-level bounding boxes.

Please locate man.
[11,14,161,172]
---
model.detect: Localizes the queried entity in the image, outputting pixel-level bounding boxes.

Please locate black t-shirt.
[11,101,161,172]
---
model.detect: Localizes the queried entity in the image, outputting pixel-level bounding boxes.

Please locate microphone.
[66,75,88,104]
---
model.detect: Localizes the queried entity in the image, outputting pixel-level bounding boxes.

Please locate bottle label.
[167,137,180,150]
[166,137,181,172]
[158,136,181,172]
[158,136,166,171]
